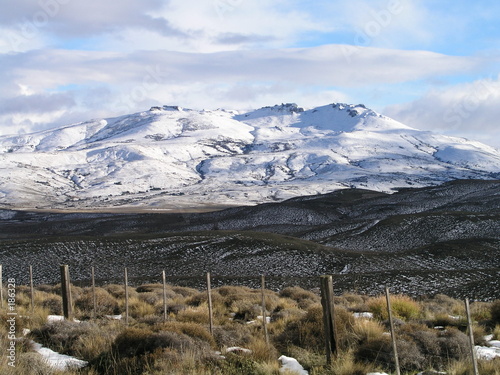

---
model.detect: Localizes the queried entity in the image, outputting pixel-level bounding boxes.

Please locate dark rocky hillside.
[0,179,499,299]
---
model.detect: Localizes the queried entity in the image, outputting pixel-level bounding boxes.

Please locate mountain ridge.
[1,103,499,210]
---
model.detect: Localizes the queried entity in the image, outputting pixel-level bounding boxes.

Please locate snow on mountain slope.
[0,103,499,210]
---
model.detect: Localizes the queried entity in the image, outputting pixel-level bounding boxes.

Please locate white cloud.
[2,46,479,89]
[0,44,490,138]
[385,77,500,148]
[0,0,184,37]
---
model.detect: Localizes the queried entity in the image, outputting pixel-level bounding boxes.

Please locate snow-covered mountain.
[0,103,499,210]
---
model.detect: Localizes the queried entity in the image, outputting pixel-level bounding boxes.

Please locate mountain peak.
[0,103,499,210]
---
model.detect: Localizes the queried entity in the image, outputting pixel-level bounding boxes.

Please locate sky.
[0,0,499,148]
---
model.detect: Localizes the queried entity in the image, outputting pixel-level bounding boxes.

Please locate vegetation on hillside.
[1,283,499,375]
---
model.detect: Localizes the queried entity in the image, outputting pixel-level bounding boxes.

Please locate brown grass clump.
[176,306,210,325]
[327,349,376,375]
[170,285,199,298]
[437,327,470,361]
[28,319,122,367]
[156,321,216,348]
[41,294,63,315]
[446,358,500,375]
[494,324,500,340]
[213,325,253,348]
[491,300,500,324]
[356,335,425,372]
[279,286,320,309]
[351,317,385,344]
[103,283,138,300]
[128,296,157,319]
[113,327,191,357]
[276,304,324,352]
[470,301,492,321]
[368,294,421,321]
[74,287,120,317]
[421,294,464,319]
[246,336,278,362]
[96,326,215,375]
[337,293,370,312]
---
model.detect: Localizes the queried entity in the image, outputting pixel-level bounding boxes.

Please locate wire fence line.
[0,263,484,374]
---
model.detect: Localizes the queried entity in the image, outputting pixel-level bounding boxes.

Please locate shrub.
[276,304,324,352]
[356,335,424,372]
[177,306,210,324]
[494,324,500,340]
[421,294,464,319]
[114,328,187,357]
[157,321,215,348]
[491,300,500,324]
[328,349,375,375]
[368,294,421,321]
[128,297,157,319]
[280,286,320,309]
[232,300,262,321]
[437,327,469,361]
[167,303,187,315]
[213,325,253,348]
[351,318,385,345]
[171,286,199,298]
[217,352,261,375]
[69,321,123,361]
[104,284,138,299]
[470,301,491,321]
[137,291,160,305]
[41,295,63,315]
[30,320,102,357]
[74,287,119,317]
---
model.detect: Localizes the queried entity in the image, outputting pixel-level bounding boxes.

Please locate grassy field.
[1,282,499,374]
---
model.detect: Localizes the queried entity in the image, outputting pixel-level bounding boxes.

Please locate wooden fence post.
[0,264,3,309]
[385,286,401,375]
[465,298,479,375]
[60,265,73,320]
[261,275,270,346]
[29,265,35,312]
[206,272,214,335]
[162,270,168,322]
[124,268,129,325]
[91,266,97,319]
[320,275,337,365]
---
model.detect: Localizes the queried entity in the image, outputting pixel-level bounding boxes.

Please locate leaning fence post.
[0,264,3,309]
[162,270,168,322]
[320,275,337,364]
[206,272,214,335]
[261,275,270,346]
[124,267,129,325]
[385,286,401,375]
[60,265,73,320]
[29,265,35,312]
[91,266,97,319]
[465,298,479,375]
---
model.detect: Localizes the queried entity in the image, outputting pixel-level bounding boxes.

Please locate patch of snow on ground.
[47,315,80,323]
[488,340,500,348]
[476,345,500,360]
[353,312,374,319]
[32,342,88,371]
[226,347,252,354]
[47,315,64,322]
[257,315,272,323]
[105,314,123,320]
[278,355,308,375]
